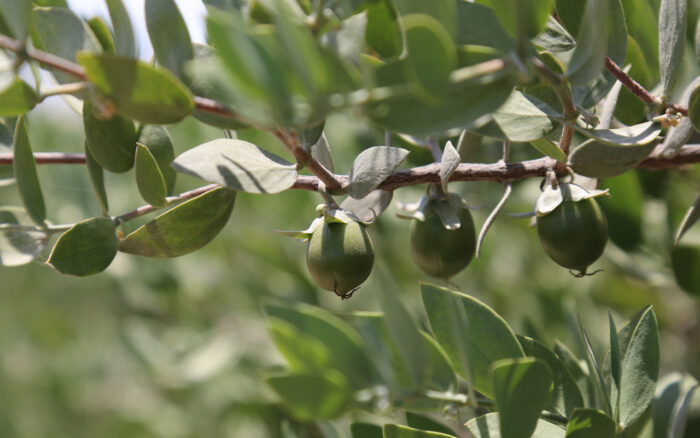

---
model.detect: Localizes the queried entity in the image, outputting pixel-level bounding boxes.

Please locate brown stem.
[0,152,87,164]
[273,130,344,191]
[604,57,688,116]
[113,184,219,225]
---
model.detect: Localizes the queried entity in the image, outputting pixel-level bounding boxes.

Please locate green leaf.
[615,37,651,125]
[421,283,524,399]
[533,16,576,52]
[375,276,429,388]
[608,313,621,418]
[267,371,352,421]
[406,412,456,436]
[265,303,377,388]
[518,336,585,417]
[577,319,613,415]
[571,0,627,109]
[598,171,643,250]
[554,341,596,408]
[675,193,700,245]
[489,91,559,142]
[33,7,101,84]
[455,1,514,52]
[530,137,567,162]
[84,143,109,215]
[105,0,135,57]
[47,217,118,276]
[87,16,116,52]
[492,357,554,438]
[348,146,409,199]
[439,141,460,193]
[172,139,297,194]
[654,373,699,438]
[118,187,235,257]
[671,245,700,296]
[566,0,609,85]
[13,116,45,225]
[658,0,687,96]
[146,0,193,81]
[395,0,457,38]
[137,125,176,194]
[615,307,659,428]
[0,0,32,40]
[351,423,383,438]
[0,207,48,266]
[309,132,334,173]
[486,0,555,43]
[364,72,513,136]
[320,12,367,65]
[0,78,38,117]
[565,408,616,438]
[568,122,661,178]
[402,14,456,100]
[365,0,402,57]
[267,318,332,373]
[687,83,700,132]
[77,52,194,124]
[135,144,167,207]
[83,102,136,173]
[341,190,393,223]
[466,413,565,438]
[382,424,455,438]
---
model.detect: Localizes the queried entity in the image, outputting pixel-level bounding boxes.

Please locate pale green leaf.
[466,413,565,438]
[491,91,559,142]
[348,146,409,199]
[530,137,567,162]
[565,408,616,438]
[567,0,609,85]
[146,0,194,81]
[12,116,44,225]
[659,0,687,96]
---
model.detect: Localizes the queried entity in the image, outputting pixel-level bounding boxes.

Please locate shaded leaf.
[554,341,596,408]
[421,283,524,399]
[466,413,565,438]
[675,193,700,245]
[78,52,194,124]
[320,12,367,64]
[135,144,167,207]
[598,171,644,250]
[340,190,393,223]
[267,318,332,373]
[172,139,297,194]
[137,125,176,194]
[653,372,699,438]
[83,102,136,173]
[0,0,32,39]
[87,16,115,52]
[533,16,576,52]
[310,133,334,173]
[615,37,651,125]
[47,217,118,276]
[687,83,700,132]
[84,143,109,215]
[518,336,585,417]
[0,208,48,266]
[565,408,616,438]
[671,244,700,296]
[13,116,45,225]
[395,0,457,38]
[568,140,656,179]
[118,187,235,257]
[106,0,136,57]
[267,372,352,421]
[351,423,383,438]
[0,78,38,117]
[402,13,456,99]
[265,303,377,388]
[578,319,613,415]
[348,146,409,199]
[490,91,559,142]
[566,0,609,84]
[492,357,554,438]
[382,424,455,438]
[455,1,514,51]
[608,313,622,415]
[406,412,456,436]
[146,0,193,81]
[365,0,402,58]
[33,6,101,84]
[659,0,687,96]
[530,137,567,162]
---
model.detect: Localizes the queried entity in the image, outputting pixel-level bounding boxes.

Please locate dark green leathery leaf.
[83,102,137,173]
[118,187,235,258]
[137,125,176,194]
[13,116,45,225]
[47,217,118,276]
[134,144,167,207]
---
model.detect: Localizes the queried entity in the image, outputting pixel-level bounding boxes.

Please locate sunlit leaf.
[118,187,235,258]
[658,0,687,96]
[348,146,409,199]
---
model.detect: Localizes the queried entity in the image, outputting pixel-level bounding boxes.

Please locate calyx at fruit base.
[536,182,609,217]
[275,204,371,240]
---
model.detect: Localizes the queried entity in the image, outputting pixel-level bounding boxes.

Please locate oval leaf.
[348,146,409,199]
[565,408,616,438]
[172,139,298,194]
[491,91,558,142]
[118,187,235,258]
[466,413,565,438]
[492,357,554,438]
[0,78,39,117]
[421,283,525,399]
[530,137,567,162]
[0,208,48,266]
[135,144,167,207]
[568,140,656,179]
[106,0,136,57]
[266,372,352,421]
[138,125,176,194]
[0,0,32,40]
[145,0,193,81]
[439,141,460,193]
[566,0,609,85]
[13,116,45,225]
[84,143,109,215]
[77,52,194,124]
[47,217,118,276]
[659,0,687,96]
[83,102,136,173]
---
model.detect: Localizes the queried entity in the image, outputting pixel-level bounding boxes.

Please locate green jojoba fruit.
[537,198,608,275]
[410,200,476,280]
[306,220,375,298]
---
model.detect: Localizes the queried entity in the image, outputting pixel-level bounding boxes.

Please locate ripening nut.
[536,186,609,276]
[306,220,375,298]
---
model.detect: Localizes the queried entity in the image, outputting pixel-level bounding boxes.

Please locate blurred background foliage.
[0,99,698,437]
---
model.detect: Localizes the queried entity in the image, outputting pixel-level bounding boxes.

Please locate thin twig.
[274,129,344,191]
[112,184,219,225]
[0,152,87,164]
[39,81,89,102]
